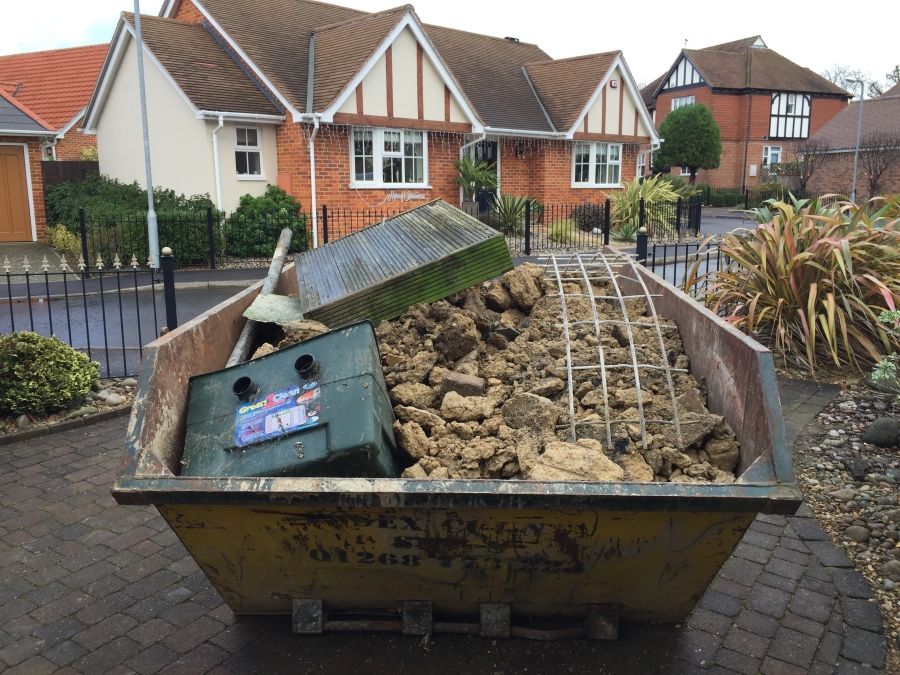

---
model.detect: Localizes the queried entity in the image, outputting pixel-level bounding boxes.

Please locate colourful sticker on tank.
[234,381,320,448]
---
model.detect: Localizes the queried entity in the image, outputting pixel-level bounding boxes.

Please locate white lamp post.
[133,0,160,269]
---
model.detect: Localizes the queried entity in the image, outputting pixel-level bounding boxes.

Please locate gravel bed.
[1,377,137,434]
[794,383,900,671]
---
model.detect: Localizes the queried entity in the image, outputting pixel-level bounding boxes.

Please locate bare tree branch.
[821,65,867,97]
[793,139,833,192]
[858,132,900,199]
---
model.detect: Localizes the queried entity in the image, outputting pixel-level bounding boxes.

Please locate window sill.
[571,183,623,189]
[236,175,267,181]
[349,184,432,190]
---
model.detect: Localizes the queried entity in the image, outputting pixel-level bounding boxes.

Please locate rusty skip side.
[616,257,793,483]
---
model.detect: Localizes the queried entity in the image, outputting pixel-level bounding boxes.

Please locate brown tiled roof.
[641,72,666,110]
[311,8,408,112]
[122,13,280,115]
[425,25,552,131]
[700,36,763,53]
[809,95,900,151]
[198,0,366,112]
[0,44,108,129]
[523,52,618,132]
[884,82,900,97]
[681,41,848,96]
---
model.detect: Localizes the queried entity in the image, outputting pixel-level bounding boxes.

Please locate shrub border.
[0,404,132,446]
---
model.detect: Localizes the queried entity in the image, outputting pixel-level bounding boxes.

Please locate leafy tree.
[653,104,722,185]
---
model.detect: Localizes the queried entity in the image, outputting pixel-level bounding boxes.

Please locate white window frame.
[349,127,430,189]
[235,126,265,180]
[571,141,623,189]
[769,92,810,139]
[637,152,646,178]
[763,146,782,166]
[680,166,692,176]
[671,95,695,111]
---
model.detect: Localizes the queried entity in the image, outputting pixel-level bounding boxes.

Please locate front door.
[472,140,498,213]
[0,145,32,242]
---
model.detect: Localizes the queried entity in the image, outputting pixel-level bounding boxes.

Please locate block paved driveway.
[0,380,886,675]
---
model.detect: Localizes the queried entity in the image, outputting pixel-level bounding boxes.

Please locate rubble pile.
[273,263,741,483]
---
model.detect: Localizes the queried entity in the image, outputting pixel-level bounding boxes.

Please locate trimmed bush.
[724,193,743,207]
[569,203,604,232]
[0,332,99,413]
[47,224,81,260]
[547,219,575,244]
[709,194,725,207]
[228,185,309,257]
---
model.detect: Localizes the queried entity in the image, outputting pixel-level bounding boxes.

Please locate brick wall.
[275,123,642,241]
[653,86,848,189]
[806,151,900,199]
[0,136,46,241]
[54,131,97,162]
[172,0,204,22]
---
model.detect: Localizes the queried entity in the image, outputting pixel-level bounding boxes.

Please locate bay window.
[572,141,622,187]
[352,128,427,187]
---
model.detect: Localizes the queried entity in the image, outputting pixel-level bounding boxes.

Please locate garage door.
[0,145,32,242]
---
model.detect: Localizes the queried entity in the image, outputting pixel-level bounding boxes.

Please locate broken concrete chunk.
[393,421,432,459]
[485,282,515,311]
[278,319,329,348]
[401,463,428,479]
[501,393,559,436]
[502,267,542,311]
[442,371,486,397]
[528,377,566,397]
[393,406,445,431]
[619,450,654,482]
[676,389,708,415]
[436,314,479,361]
[389,382,436,409]
[528,439,625,482]
[704,438,740,472]
[441,391,496,422]
[251,343,277,360]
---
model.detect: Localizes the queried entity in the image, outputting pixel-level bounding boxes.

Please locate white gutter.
[211,115,224,210]
[482,126,567,140]
[196,110,285,123]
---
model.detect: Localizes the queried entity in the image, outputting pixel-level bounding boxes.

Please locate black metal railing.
[638,239,727,294]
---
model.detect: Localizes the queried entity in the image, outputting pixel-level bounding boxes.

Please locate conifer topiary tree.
[653,104,722,185]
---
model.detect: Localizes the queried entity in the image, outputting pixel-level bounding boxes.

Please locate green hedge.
[709,194,726,207]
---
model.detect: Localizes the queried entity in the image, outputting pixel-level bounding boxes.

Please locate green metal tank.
[180,320,398,478]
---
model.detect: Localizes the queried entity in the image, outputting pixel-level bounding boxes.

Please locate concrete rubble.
[274,263,740,483]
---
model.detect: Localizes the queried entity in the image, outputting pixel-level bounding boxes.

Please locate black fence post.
[206,206,216,270]
[675,197,683,240]
[636,227,648,265]
[524,199,531,256]
[706,185,710,206]
[744,189,749,210]
[603,199,611,246]
[322,205,329,245]
[639,197,645,231]
[78,207,90,275]
[160,247,177,331]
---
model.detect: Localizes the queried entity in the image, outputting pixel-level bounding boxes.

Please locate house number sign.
[386,190,427,203]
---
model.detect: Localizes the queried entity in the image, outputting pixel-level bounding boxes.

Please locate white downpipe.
[309,117,320,248]
[211,115,224,210]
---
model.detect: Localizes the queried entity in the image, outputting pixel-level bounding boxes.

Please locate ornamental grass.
[684,197,900,372]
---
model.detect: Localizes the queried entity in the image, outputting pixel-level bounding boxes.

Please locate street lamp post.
[133,0,160,269]
[848,78,866,204]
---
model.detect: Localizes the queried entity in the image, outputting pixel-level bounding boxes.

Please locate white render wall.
[95,36,276,211]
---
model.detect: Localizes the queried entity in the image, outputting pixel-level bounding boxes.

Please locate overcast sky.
[1,0,896,90]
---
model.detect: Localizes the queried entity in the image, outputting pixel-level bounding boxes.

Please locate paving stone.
[3,614,41,639]
[788,517,830,541]
[734,609,779,639]
[780,610,826,638]
[720,557,764,586]
[755,514,788,527]
[765,557,807,581]
[760,655,814,675]
[125,644,179,674]
[809,662,834,675]
[670,628,723,668]
[698,591,743,618]
[806,558,835,582]
[73,613,139,651]
[789,587,835,623]
[161,617,224,654]
[749,520,785,538]
[758,571,798,594]
[208,624,260,654]
[835,658,881,674]
[722,627,768,659]
[33,618,83,647]
[746,584,792,618]
[805,540,854,568]
[772,546,810,566]
[840,597,883,634]
[72,636,142,675]
[713,647,760,675]
[840,626,886,669]
[3,656,57,675]
[741,530,779,551]
[41,640,87,667]
[709,577,751,600]
[159,644,227,675]
[0,636,44,666]
[800,574,839,598]
[816,630,843,666]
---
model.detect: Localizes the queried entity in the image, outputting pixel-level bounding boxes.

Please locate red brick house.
[641,37,850,189]
[0,44,109,161]
[0,89,52,242]
[804,84,900,198]
[81,0,658,245]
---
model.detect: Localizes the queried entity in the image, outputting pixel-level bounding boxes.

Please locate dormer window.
[770,93,810,139]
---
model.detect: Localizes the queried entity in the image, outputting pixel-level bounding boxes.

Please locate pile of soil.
[268,262,741,483]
